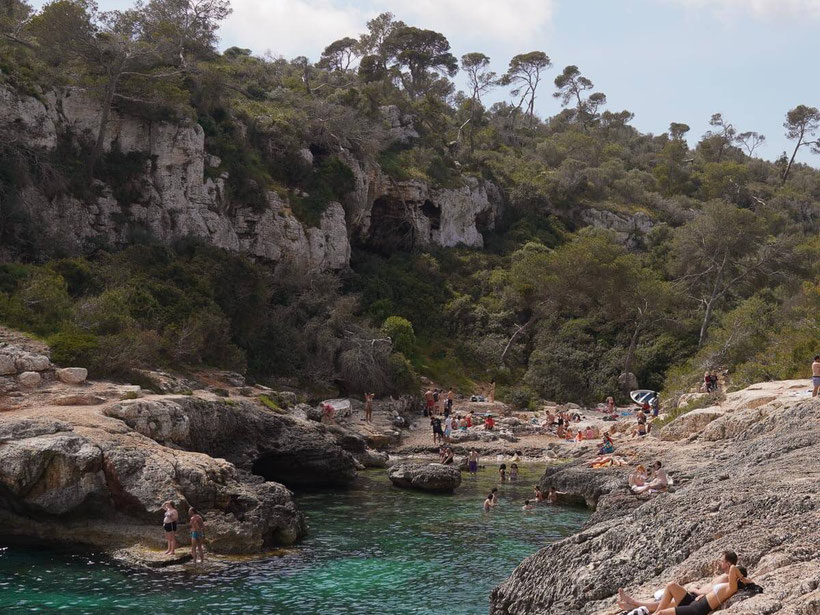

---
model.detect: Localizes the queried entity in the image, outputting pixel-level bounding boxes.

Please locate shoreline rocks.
[105,397,358,487]
[0,416,307,554]
[388,462,462,493]
[490,382,820,615]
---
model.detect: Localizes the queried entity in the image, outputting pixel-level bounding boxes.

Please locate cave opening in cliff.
[366,195,415,254]
[420,199,441,230]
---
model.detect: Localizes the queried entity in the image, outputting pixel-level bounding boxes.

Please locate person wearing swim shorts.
[162,501,179,555]
[468,449,479,475]
[618,551,738,612]
[812,355,820,397]
[189,507,205,563]
[652,563,752,615]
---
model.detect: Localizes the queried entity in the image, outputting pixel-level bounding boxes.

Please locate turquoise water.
[0,465,588,614]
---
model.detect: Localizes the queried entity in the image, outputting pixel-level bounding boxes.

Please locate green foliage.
[2,4,819,403]
[381,316,416,357]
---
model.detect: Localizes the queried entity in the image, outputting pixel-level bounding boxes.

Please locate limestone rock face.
[342,152,502,252]
[490,389,820,615]
[579,207,654,246]
[105,396,358,487]
[3,84,504,268]
[659,406,725,441]
[0,417,306,553]
[1,86,349,273]
[56,367,88,384]
[388,462,462,493]
[17,371,42,388]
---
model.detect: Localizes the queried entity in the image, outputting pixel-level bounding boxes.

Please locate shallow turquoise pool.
[0,464,588,614]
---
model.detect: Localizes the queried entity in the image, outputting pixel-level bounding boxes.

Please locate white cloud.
[219,0,555,59]
[664,0,820,19]
[220,1,365,59]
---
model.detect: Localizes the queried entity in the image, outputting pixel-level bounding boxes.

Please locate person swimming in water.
[483,493,496,512]
[509,463,519,480]
[522,499,534,511]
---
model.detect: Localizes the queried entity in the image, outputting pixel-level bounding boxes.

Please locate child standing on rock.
[189,507,205,564]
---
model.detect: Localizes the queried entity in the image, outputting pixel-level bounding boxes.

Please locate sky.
[32,0,820,165]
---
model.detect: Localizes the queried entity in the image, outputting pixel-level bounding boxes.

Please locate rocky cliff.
[490,380,820,615]
[0,85,501,268]
[0,340,360,554]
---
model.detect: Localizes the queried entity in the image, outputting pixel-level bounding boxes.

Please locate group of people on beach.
[161,501,205,564]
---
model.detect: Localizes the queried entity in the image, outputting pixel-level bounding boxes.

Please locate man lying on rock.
[617,550,756,615]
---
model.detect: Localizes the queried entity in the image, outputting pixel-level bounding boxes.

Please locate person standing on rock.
[188,507,205,564]
[812,355,820,397]
[162,501,179,556]
[431,416,443,444]
[364,393,374,422]
[468,448,479,476]
[446,388,454,413]
[489,380,496,403]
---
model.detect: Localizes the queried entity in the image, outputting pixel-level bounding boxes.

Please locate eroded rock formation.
[490,381,820,615]
[1,84,503,267]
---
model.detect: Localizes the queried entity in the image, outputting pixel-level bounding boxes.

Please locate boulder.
[56,367,88,384]
[388,463,462,493]
[17,371,41,388]
[659,406,724,441]
[14,353,51,372]
[0,354,15,375]
[0,417,306,554]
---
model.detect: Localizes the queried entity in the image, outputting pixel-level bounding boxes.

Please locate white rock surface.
[1,86,349,273]
[18,371,42,388]
[13,353,51,372]
[56,367,88,385]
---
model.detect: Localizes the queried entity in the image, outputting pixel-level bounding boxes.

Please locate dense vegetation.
[0,1,818,403]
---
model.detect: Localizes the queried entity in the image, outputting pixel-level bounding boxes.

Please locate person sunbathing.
[646,563,752,615]
[629,465,648,488]
[632,461,668,493]
[617,551,738,612]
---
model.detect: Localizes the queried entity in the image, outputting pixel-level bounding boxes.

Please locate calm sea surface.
[0,464,588,614]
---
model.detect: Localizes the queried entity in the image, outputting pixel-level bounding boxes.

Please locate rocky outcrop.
[0,416,306,553]
[2,84,502,266]
[104,396,358,487]
[388,462,462,493]
[1,85,349,272]
[490,382,820,615]
[579,207,654,246]
[659,406,724,441]
[342,151,501,252]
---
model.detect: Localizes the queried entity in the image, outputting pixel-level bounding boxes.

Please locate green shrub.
[381,316,416,357]
[48,330,100,369]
